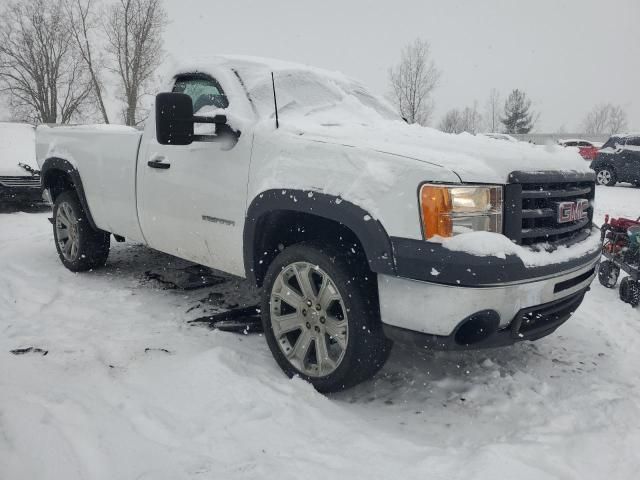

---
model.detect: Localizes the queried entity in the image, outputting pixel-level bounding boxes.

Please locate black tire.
[261,243,391,393]
[52,190,110,272]
[598,260,620,288]
[619,277,640,307]
[595,167,617,186]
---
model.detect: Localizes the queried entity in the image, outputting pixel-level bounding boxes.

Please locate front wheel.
[53,190,110,272]
[261,243,390,392]
[596,167,617,186]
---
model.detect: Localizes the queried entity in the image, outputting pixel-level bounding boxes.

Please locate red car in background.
[558,139,602,161]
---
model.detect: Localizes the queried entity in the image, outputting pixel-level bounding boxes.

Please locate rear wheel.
[53,190,110,272]
[619,277,640,307]
[598,260,620,288]
[261,243,390,392]
[595,167,617,186]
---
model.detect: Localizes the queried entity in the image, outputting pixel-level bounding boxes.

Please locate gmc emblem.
[556,199,589,224]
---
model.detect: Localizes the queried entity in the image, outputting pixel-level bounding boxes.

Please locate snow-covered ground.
[1,186,639,479]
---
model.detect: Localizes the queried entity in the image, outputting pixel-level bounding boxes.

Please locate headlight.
[419,184,503,239]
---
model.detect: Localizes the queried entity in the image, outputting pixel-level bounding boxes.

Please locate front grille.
[504,171,596,247]
[0,175,40,189]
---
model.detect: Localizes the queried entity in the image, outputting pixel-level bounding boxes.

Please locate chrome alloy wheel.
[55,201,80,261]
[596,169,612,185]
[270,261,349,377]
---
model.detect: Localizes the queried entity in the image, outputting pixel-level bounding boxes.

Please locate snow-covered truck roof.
[167,55,595,183]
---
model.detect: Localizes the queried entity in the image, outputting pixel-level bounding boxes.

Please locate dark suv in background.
[591,134,640,186]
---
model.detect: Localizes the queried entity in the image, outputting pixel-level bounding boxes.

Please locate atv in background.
[598,215,640,307]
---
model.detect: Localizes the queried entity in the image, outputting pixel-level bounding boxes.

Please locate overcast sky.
[163,0,640,132]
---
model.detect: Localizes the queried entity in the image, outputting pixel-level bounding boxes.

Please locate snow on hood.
[0,122,39,176]
[284,121,591,184]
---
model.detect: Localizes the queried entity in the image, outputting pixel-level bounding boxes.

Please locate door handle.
[147,157,171,169]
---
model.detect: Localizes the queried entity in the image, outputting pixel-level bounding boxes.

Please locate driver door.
[137,74,252,276]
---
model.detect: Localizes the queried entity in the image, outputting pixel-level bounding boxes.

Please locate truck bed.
[36,125,145,241]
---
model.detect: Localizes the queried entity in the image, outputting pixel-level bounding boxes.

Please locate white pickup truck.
[36,56,601,392]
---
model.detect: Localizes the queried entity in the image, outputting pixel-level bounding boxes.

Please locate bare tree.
[460,102,483,134]
[608,105,628,134]
[65,0,110,123]
[484,88,501,132]
[388,38,441,125]
[439,103,483,134]
[0,0,93,123]
[104,0,167,126]
[439,108,462,133]
[582,104,611,134]
[582,103,628,135]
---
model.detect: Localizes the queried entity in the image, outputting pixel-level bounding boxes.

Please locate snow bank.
[1,185,640,479]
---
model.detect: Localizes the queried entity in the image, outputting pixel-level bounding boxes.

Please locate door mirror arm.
[192,114,228,125]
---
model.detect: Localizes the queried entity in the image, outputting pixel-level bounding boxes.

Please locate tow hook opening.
[454,310,500,346]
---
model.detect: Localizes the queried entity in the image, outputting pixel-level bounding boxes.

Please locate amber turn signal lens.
[420,186,453,238]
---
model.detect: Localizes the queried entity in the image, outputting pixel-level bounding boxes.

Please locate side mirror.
[156,92,194,145]
[156,92,233,146]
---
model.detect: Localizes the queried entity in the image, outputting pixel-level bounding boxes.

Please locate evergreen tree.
[501,89,535,133]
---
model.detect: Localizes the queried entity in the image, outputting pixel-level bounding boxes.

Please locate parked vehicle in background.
[558,139,602,161]
[590,134,640,186]
[478,133,519,143]
[0,123,42,207]
[36,56,600,392]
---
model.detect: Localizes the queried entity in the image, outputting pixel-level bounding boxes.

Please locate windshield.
[241,69,401,126]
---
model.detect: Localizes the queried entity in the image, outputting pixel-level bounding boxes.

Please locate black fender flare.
[41,157,99,230]
[243,189,396,285]
[594,162,616,172]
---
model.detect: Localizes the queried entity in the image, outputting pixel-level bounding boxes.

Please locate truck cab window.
[172,76,229,114]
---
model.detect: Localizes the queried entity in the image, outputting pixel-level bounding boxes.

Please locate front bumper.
[382,287,590,350]
[378,247,599,349]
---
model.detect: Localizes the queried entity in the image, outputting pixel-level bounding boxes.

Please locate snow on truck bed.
[1,185,639,480]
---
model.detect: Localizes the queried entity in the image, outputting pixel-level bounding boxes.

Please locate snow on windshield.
[242,69,400,126]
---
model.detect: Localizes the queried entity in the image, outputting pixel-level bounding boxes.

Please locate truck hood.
[290,122,591,184]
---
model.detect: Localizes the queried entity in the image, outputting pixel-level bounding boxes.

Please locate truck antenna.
[271,72,279,129]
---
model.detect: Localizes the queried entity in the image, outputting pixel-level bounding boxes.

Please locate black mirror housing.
[156,92,194,145]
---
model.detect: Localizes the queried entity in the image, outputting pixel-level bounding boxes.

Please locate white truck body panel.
[247,130,460,241]
[36,125,145,242]
[136,115,253,275]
